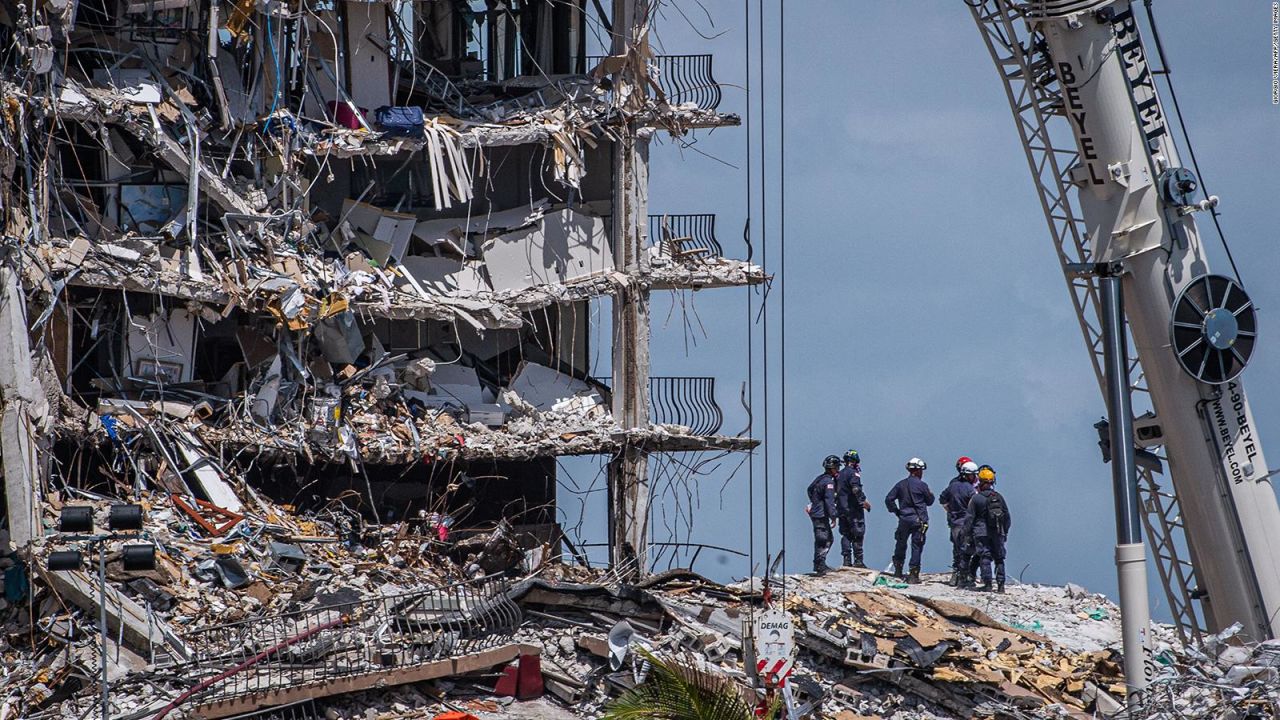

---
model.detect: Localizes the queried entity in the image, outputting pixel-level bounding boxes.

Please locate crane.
[967,0,1280,648]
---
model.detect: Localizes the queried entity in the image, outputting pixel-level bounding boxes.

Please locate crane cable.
[778,0,788,604]
[743,0,756,633]
[1142,0,1244,285]
[757,0,771,599]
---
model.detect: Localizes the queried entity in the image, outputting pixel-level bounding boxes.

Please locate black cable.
[1142,0,1243,284]
[758,0,771,579]
[744,0,755,593]
[778,0,787,599]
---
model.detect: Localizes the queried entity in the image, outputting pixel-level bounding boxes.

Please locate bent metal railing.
[172,575,519,706]
[650,376,723,436]
[594,375,725,436]
[584,54,722,109]
[649,213,722,257]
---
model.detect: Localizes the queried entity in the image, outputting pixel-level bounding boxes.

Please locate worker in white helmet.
[884,457,935,584]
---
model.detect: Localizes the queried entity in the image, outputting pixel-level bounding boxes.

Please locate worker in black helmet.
[836,450,871,568]
[885,457,934,584]
[963,464,1012,593]
[806,455,841,576]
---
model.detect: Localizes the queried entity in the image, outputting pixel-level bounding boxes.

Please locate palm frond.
[599,647,758,720]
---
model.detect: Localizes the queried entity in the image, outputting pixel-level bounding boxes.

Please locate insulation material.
[483,209,614,290]
[124,309,198,383]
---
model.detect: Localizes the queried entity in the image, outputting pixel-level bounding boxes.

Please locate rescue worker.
[836,450,872,568]
[940,459,979,587]
[963,464,1012,593]
[806,455,841,575]
[884,457,934,584]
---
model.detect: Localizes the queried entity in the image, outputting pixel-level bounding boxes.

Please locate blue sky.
[560,1,1280,620]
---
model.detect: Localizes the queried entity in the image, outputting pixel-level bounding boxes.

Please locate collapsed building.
[0,0,767,716]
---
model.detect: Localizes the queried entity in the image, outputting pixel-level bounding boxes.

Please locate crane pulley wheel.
[1170,274,1257,385]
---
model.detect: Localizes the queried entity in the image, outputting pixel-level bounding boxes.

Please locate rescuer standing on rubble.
[963,464,1012,593]
[806,455,841,575]
[940,458,979,587]
[884,458,934,584]
[836,450,871,568]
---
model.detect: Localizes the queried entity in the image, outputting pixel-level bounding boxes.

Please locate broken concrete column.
[607,0,652,580]
[0,260,42,550]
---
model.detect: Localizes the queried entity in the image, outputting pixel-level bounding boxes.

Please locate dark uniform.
[963,487,1012,590]
[836,464,868,566]
[807,471,838,573]
[940,475,977,581]
[884,475,934,576]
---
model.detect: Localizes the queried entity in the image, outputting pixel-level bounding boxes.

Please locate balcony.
[649,376,724,436]
[585,54,723,110]
[649,213,723,257]
[596,375,725,436]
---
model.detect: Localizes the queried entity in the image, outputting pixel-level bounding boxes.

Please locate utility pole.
[607,0,652,579]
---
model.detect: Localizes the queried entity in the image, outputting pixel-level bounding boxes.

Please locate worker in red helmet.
[941,460,979,587]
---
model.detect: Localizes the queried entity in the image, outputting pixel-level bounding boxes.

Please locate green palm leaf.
[600,647,777,720]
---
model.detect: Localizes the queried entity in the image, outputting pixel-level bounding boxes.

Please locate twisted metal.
[169,575,520,707]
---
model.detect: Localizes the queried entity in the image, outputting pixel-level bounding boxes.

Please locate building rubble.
[7,2,1273,719]
[0,0,765,717]
[10,524,1276,720]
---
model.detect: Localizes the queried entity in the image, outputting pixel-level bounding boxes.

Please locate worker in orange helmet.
[963,464,1012,593]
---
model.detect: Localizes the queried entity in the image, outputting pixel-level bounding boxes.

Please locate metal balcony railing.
[649,213,722,257]
[584,54,723,109]
[173,575,519,706]
[593,375,725,436]
[649,376,723,436]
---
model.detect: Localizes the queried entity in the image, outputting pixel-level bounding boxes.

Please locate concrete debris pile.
[0,476,548,719]
[1130,622,1280,719]
[4,531,1267,720]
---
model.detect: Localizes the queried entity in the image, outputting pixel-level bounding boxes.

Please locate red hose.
[151,614,352,720]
